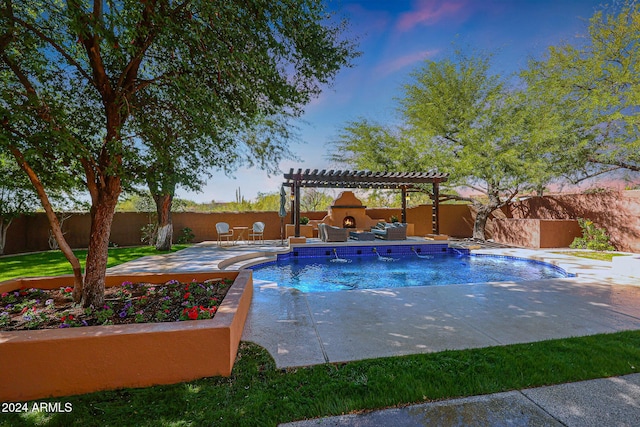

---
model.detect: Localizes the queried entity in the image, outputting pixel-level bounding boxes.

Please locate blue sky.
[180,0,603,203]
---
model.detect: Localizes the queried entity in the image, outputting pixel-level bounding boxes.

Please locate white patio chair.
[215,222,233,246]
[249,221,265,244]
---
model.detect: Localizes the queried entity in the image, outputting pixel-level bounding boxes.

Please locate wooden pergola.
[283,168,449,237]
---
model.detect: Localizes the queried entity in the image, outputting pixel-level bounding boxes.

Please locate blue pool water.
[250,252,571,293]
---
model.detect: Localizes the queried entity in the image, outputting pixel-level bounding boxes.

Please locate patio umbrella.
[279,185,287,245]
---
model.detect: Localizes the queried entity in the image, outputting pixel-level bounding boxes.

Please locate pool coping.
[225,241,585,281]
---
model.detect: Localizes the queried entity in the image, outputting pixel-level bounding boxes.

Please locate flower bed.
[1,279,232,330]
[0,270,253,402]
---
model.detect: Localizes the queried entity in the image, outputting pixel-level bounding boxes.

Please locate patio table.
[233,226,249,245]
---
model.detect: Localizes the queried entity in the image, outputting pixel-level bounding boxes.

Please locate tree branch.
[11,16,94,84]
[118,0,159,94]
[568,164,624,183]
[8,145,84,299]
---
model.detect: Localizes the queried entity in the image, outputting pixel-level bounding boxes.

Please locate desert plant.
[141,223,158,246]
[48,212,73,250]
[570,218,615,251]
[176,227,195,244]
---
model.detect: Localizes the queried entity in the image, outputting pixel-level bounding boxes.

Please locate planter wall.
[285,224,314,238]
[0,270,253,402]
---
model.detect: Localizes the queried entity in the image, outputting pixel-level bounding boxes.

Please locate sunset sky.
[180,0,604,203]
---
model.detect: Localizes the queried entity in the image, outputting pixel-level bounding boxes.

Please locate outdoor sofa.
[318,224,349,242]
[371,222,408,240]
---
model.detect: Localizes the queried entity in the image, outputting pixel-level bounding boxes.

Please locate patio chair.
[215,222,233,245]
[318,223,349,242]
[249,221,265,244]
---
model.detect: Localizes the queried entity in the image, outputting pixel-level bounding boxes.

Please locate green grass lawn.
[0,245,190,283]
[554,251,627,262]
[1,331,639,426]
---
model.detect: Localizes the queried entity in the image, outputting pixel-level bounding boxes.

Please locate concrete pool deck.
[108,240,640,426]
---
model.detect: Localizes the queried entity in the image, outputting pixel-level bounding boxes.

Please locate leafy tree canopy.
[333,52,571,238]
[524,0,640,177]
[1,0,358,306]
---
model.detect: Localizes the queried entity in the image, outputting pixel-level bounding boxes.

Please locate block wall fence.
[3,204,473,255]
[500,190,640,253]
[3,190,639,255]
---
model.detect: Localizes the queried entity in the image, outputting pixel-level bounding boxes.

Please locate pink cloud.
[375,49,439,77]
[397,0,469,32]
[343,3,391,39]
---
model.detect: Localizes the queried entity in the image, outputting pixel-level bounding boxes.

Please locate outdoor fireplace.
[343,216,356,228]
[319,191,380,230]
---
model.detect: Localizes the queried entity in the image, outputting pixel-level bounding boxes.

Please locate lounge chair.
[215,222,233,245]
[249,221,265,244]
[318,224,349,242]
[371,222,407,240]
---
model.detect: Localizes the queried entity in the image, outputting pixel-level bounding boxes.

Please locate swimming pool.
[250,247,572,293]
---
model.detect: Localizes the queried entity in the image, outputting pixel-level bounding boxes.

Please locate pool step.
[219,253,278,270]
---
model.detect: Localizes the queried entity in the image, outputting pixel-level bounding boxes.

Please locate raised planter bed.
[0,270,252,402]
[285,224,314,238]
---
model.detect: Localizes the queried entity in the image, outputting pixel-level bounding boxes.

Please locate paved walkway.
[109,241,640,426]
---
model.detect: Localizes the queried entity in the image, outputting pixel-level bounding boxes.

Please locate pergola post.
[432,182,440,235]
[290,186,295,226]
[401,186,407,223]
[294,180,301,237]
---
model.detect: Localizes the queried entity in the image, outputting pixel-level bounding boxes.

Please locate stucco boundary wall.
[501,190,640,253]
[0,270,253,402]
[6,190,639,254]
[491,219,582,249]
[3,205,474,255]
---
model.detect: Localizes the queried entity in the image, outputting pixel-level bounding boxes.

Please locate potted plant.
[300,216,310,225]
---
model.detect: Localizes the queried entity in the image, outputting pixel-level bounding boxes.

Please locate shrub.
[176,227,195,244]
[570,218,615,251]
[299,216,309,225]
[140,223,157,246]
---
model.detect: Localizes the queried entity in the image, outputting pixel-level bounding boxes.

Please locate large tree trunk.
[81,101,123,307]
[9,147,84,300]
[473,207,493,240]
[471,184,516,241]
[0,217,10,255]
[82,176,121,308]
[154,193,173,251]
